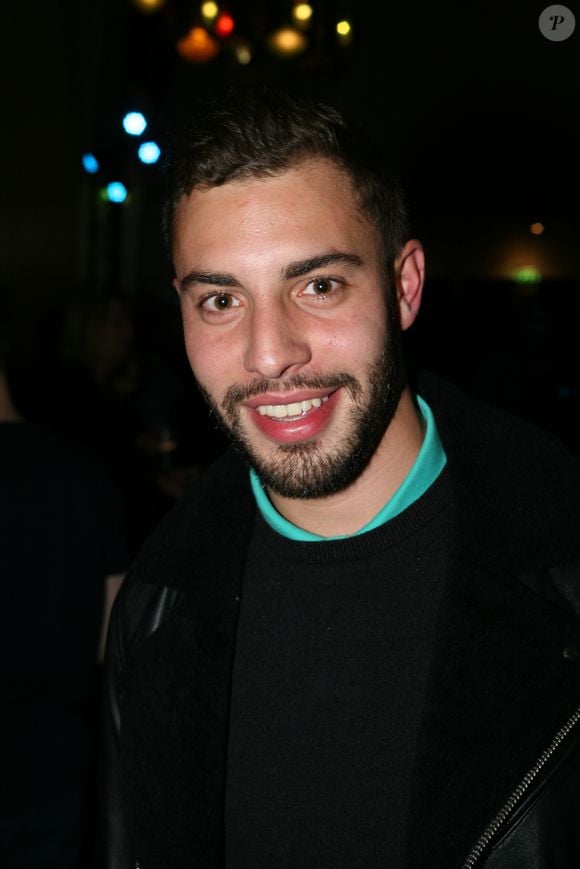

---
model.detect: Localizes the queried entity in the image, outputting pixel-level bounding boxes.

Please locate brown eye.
[302,277,341,298]
[199,292,241,318]
[312,278,333,295]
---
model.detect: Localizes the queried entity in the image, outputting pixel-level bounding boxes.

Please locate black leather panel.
[483,727,580,868]
[99,578,178,869]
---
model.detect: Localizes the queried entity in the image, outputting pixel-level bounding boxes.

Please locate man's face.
[173,158,406,499]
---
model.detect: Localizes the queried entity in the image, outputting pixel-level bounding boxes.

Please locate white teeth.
[256,395,329,419]
[286,401,303,417]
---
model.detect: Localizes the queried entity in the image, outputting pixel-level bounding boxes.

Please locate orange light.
[131,0,166,12]
[530,222,545,235]
[268,26,308,57]
[176,27,220,63]
[215,12,235,37]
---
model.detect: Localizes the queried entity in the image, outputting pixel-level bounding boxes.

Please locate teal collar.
[249,395,447,542]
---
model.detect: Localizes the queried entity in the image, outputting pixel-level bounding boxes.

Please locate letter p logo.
[539,5,576,40]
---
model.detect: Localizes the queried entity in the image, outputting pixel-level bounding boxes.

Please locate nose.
[243,301,311,380]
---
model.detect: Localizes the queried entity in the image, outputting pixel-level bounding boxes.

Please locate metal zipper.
[462,704,580,868]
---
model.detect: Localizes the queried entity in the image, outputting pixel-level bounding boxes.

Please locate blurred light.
[106,182,128,203]
[336,18,352,44]
[268,26,308,57]
[530,222,544,235]
[201,0,219,21]
[131,0,166,12]
[82,153,99,174]
[231,37,252,64]
[176,26,220,62]
[138,141,161,164]
[214,12,235,37]
[293,3,313,25]
[123,111,148,136]
[513,265,541,284]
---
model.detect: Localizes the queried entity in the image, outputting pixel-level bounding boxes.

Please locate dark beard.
[197,323,405,500]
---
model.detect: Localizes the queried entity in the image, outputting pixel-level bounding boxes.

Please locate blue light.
[138,141,161,164]
[122,111,148,136]
[82,152,100,174]
[106,182,128,203]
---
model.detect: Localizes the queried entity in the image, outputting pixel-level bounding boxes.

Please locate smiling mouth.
[256,396,330,419]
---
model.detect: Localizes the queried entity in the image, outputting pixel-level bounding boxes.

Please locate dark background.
[3,0,579,458]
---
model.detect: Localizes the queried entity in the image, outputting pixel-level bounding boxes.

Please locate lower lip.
[248,390,341,444]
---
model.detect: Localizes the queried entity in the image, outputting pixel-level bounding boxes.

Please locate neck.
[267,388,425,537]
[0,371,23,422]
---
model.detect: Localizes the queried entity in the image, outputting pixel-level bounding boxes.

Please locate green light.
[513,265,541,284]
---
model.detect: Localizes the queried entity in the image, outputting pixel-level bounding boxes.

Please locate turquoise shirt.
[249,395,447,542]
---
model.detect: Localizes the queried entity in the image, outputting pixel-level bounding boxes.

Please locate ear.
[394,239,425,331]
[172,276,181,298]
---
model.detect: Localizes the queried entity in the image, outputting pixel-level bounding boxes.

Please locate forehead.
[171,159,380,272]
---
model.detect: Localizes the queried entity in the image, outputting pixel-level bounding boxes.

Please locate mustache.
[221,373,361,417]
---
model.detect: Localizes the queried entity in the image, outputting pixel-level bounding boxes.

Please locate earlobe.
[395,240,425,331]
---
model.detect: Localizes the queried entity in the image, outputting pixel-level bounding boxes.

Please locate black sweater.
[226,474,452,868]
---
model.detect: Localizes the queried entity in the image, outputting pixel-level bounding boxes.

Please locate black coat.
[101,375,580,868]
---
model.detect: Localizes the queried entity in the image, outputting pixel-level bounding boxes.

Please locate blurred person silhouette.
[0,306,127,868]
[25,294,220,553]
[45,295,141,484]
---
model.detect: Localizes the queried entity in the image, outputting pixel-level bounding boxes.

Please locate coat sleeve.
[99,581,133,869]
[98,574,179,868]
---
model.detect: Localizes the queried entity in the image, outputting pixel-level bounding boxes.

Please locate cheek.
[179,301,240,403]
[183,330,238,402]
[182,327,211,384]
[322,315,387,369]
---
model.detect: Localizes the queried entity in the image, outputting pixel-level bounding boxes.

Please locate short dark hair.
[162,89,409,281]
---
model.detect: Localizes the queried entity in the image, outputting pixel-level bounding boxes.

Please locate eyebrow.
[179,270,243,291]
[179,251,364,292]
[283,251,364,280]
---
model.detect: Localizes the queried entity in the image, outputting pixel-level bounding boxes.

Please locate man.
[102,91,580,868]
